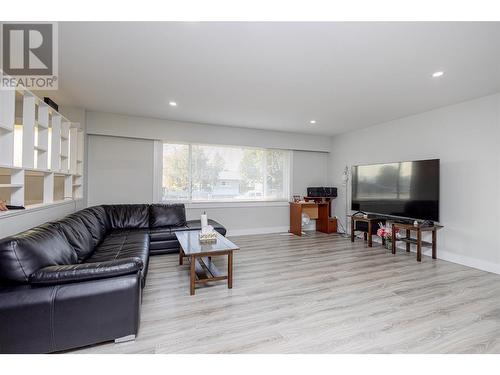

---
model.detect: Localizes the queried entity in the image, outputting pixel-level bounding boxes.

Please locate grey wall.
[329,93,500,273]
[292,150,329,197]
[87,135,155,205]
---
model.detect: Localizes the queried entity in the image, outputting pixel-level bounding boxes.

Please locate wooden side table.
[350,216,384,247]
[391,223,443,262]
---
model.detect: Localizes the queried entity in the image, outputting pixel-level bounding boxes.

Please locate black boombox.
[306,187,337,198]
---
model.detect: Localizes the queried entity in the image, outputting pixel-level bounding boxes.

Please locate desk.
[289,202,329,236]
[303,196,334,217]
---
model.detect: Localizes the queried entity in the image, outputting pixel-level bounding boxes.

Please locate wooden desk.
[391,222,444,262]
[303,196,334,217]
[289,202,329,236]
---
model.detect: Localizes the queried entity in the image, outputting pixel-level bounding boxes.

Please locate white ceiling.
[50,22,500,135]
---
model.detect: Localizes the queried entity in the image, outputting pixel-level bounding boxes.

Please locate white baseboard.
[227,226,290,237]
[370,236,500,275]
[228,229,500,275]
[428,249,500,275]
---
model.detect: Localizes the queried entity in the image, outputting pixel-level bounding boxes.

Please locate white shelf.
[25,167,51,173]
[0,72,84,210]
[0,199,80,219]
[36,120,48,129]
[0,164,23,170]
[0,123,13,132]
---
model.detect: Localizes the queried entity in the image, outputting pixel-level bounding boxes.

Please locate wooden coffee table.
[175,230,239,295]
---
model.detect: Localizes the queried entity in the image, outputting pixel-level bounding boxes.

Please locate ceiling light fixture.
[169,101,178,107]
[310,120,316,124]
[432,71,444,78]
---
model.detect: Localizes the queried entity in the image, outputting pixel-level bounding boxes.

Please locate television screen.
[351,159,439,221]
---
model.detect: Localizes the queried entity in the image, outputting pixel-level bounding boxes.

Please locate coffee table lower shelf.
[176,230,239,295]
[179,249,234,295]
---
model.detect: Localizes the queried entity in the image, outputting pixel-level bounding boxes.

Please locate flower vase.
[385,238,392,250]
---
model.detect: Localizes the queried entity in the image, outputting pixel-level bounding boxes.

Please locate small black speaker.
[355,221,382,234]
[307,187,322,197]
[43,97,59,111]
[324,187,337,197]
[307,187,337,197]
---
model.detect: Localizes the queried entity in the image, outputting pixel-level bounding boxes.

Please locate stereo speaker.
[307,187,337,198]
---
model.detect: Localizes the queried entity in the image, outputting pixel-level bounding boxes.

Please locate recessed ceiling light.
[169,101,178,107]
[432,71,444,78]
[310,120,316,124]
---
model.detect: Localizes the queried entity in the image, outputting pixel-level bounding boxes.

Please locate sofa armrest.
[29,258,143,285]
[0,273,141,353]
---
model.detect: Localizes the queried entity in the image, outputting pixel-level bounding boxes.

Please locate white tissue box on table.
[199,225,217,242]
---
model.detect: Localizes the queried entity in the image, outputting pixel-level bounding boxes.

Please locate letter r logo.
[2,23,53,76]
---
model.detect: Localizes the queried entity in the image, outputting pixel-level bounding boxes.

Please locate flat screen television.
[351,159,440,222]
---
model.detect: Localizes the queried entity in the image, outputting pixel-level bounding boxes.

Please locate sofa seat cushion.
[86,229,149,286]
[0,223,77,283]
[186,219,227,236]
[105,205,150,230]
[149,226,190,242]
[149,203,186,228]
[149,240,180,251]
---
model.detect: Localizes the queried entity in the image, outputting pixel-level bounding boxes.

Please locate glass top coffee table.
[175,230,239,295]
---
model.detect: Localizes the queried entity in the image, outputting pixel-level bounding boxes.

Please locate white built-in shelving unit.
[0,84,84,210]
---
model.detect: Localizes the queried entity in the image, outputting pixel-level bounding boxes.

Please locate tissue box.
[198,231,217,242]
[199,227,217,243]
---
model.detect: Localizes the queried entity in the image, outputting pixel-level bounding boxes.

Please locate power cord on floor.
[336,216,350,238]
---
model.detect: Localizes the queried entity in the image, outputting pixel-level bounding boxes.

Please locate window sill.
[0,199,81,219]
[162,200,290,209]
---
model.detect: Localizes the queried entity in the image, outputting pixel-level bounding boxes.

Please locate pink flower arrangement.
[377,225,399,239]
[376,227,390,238]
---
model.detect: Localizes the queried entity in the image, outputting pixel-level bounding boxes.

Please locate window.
[162,143,290,202]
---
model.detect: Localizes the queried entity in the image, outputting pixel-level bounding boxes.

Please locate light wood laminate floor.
[73,233,500,354]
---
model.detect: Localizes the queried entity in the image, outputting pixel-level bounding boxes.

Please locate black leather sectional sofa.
[0,203,226,354]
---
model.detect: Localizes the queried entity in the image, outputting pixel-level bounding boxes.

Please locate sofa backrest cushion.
[105,204,150,229]
[71,206,110,248]
[149,203,186,228]
[56,215,95,262]
[0,223,77,283]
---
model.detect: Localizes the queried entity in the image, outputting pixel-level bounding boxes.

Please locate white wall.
[86,111,331,152]
[86,132,330,235]
[329,93,500,273]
